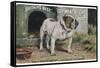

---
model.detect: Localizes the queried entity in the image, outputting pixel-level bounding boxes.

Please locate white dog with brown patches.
[40,15,78,55]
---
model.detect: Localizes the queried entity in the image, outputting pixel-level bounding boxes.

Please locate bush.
[88,25,96,35]
[81,35,96,51]
[72,32,88,43]
[72,32,96,52]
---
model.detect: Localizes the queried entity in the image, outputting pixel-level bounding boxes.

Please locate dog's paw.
[39,49,44,52]
[51,53,56,56]
[67,49,73,53]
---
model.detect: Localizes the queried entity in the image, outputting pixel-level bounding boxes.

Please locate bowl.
[16,48,33,59]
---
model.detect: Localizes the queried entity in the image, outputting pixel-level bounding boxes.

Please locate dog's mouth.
[66,28,72,32]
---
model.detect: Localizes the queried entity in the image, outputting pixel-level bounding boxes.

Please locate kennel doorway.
[28,11,47,37]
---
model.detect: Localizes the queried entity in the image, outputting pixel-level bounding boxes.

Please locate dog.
[40,15,78,55]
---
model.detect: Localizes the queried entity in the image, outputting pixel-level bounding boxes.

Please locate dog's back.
[40,18,57,35]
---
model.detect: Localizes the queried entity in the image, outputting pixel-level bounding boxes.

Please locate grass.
[72,24,96,52]
[88,25,96,35]
[81,35,96,52]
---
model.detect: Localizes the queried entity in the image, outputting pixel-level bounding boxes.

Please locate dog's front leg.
[40,30,44,51]
[67,37,73,53]
[50,38,56,56]
[46,35,50,49]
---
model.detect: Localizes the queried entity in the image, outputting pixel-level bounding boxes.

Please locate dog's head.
[63,15,79,30]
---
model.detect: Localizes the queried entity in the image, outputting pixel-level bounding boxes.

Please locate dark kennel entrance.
[28,11,47,36]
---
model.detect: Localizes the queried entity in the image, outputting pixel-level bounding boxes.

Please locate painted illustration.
[15,2,97,65]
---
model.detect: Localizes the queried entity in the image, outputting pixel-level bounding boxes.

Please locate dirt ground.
[16,43,96,64]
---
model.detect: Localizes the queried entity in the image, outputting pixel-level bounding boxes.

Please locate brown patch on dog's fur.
[63,16,74,29]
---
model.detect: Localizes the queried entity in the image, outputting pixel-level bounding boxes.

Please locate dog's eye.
[72,19,74,22]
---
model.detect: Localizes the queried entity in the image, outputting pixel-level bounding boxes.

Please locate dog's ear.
[75,19,79,29]
[72,19,79,29]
